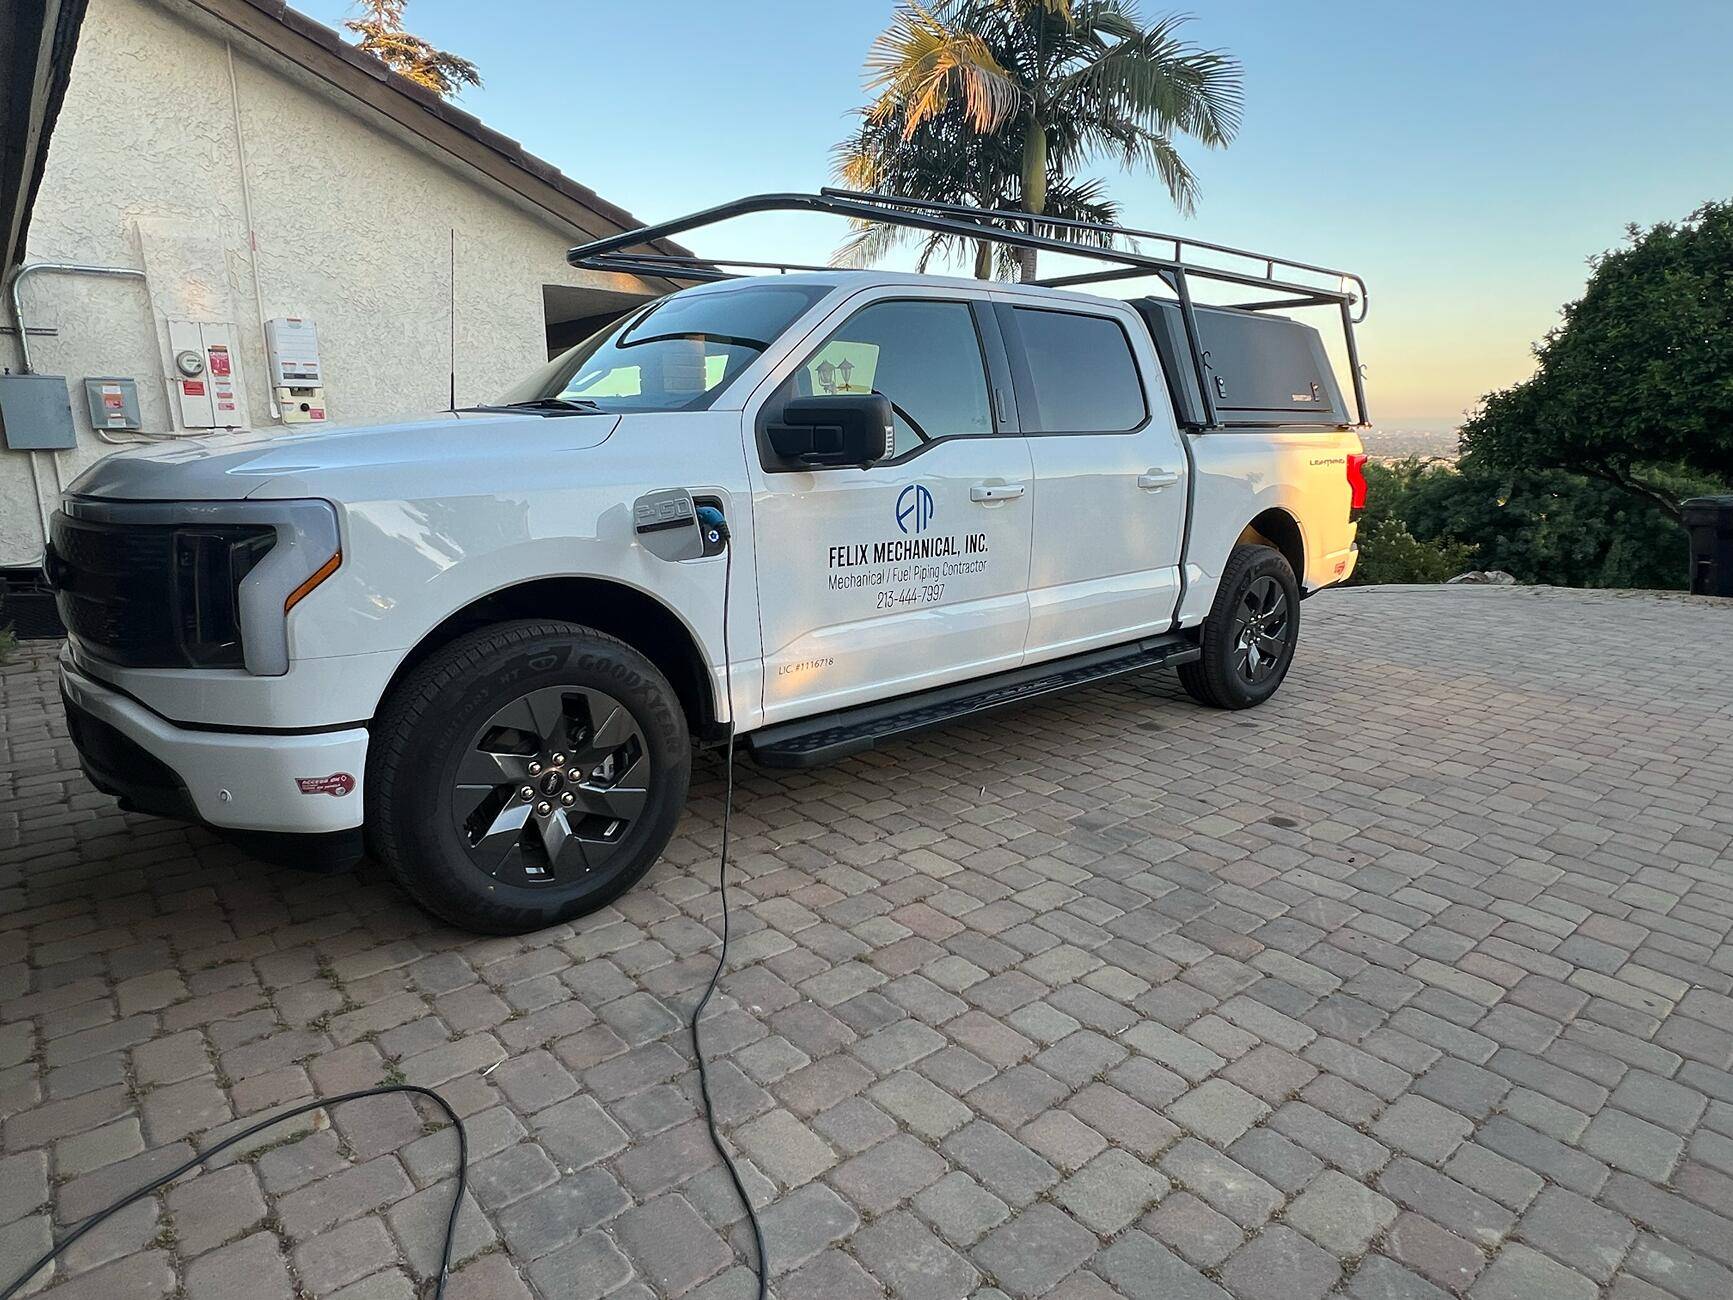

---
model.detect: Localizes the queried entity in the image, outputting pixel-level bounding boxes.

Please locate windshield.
[496,283,830,413]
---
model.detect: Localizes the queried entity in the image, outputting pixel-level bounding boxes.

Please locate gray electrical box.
[0,373,78,450]
[83,377,143,432]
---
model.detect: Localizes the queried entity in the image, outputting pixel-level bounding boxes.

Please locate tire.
[368,620,690,934]
[1178,543,1302,710]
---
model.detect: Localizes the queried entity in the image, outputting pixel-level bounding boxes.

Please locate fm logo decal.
[896,483,935,535]
[296,773,356,797]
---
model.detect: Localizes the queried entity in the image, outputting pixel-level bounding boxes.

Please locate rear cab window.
[1004,305,1147,433]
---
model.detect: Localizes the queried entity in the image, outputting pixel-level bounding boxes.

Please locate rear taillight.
[1346,452,1368,520]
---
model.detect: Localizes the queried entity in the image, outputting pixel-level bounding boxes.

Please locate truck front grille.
[47,511,274,668]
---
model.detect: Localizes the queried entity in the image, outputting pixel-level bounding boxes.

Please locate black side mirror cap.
[767,394,894,470]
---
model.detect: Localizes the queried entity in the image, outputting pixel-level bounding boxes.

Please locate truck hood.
[66,411,621,502]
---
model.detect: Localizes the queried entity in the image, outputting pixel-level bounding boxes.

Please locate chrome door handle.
[970,483,1026,502]
[1138,470,1180,490]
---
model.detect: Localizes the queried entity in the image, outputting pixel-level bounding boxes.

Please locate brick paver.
[2,584,1731,1297]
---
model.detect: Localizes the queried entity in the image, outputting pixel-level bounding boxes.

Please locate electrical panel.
[265,316,326,425]
[168,320,247,429]
[264,317,322,387]
[83,378,143,432]
[0,374,77,450]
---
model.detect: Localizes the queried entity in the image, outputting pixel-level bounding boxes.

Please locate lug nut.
[528,761,542,776]
[560,791,576,807]
[519,786,534,800]
[535,800,552,816]
[550,752,567,765]
[568,768,583,782]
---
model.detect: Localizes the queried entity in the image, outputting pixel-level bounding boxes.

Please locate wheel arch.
[1237,508,1307,588]
[373,576,719,740]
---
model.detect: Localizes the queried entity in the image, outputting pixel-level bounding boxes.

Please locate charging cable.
[689,507,770,1298]
[0,1085,468,1300]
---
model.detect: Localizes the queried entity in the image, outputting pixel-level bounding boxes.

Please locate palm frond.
[1054,11,1242,146]
[866,2,1022,134]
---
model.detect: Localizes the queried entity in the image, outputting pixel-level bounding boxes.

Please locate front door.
[748,291,1035,723]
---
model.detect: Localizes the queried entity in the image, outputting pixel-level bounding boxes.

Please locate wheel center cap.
[537,770,565,798]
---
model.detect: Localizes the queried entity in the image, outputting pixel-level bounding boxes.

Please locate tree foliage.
[345,0,480,99]
[838,0,1242,279]
[1354,457,1712,590]
[1352,516,1477,586]
[1461,201,1733,520]
[833,103,1122,279]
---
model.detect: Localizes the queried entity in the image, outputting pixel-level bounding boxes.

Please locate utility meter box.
[265,317,327,424]
[83,377,143,432]
[0,373,77,450]
[168,319,247,429]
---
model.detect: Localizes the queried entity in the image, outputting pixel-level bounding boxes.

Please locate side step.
[746,633,1199,768]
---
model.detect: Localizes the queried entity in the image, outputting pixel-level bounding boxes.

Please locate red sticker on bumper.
[296,773,356,797]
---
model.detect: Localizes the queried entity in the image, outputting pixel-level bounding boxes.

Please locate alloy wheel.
[451,685,649,886]
[1231,575,1292,685]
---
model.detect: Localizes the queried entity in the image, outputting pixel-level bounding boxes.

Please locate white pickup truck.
[47,192,1368,934]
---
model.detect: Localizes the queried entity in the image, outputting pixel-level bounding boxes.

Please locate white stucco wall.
[1,0,651,568]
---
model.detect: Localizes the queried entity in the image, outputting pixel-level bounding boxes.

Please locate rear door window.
[1009,307,1146,433]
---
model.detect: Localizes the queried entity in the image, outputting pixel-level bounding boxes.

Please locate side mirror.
[767,395,894,470]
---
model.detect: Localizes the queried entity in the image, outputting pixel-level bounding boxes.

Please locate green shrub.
[1353,518,1477,585]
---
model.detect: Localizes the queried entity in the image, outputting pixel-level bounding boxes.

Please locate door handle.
[1138,470,1180,490]
[970,483,1026,502]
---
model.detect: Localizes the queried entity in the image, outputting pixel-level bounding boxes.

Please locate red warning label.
[295,773,356,797]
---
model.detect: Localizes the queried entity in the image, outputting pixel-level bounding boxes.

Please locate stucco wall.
[1,0,648,568]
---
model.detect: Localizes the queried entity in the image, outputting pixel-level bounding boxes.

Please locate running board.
[746,633,1200,768]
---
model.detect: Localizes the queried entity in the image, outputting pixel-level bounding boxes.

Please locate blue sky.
[299,0,1733,425]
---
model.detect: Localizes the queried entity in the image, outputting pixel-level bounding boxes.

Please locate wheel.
[368,620,690,934]
[1178,543,1302,710]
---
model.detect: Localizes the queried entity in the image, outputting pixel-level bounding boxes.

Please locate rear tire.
[368,620,690,934]
[1178,543,1302,710]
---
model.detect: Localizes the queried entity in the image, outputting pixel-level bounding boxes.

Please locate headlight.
[173,525,278,667]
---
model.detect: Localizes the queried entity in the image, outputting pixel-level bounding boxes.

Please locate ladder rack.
[567,189,1370,428]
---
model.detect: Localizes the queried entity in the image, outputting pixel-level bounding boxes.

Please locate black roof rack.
[567,189,1369,428]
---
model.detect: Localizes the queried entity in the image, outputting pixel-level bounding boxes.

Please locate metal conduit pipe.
[6,261,148,375]
[5,263,155,567]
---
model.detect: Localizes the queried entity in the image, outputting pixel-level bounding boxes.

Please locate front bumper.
[60,651,369,837]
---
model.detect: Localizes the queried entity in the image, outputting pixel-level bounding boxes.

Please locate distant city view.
[1360,419,1461,462]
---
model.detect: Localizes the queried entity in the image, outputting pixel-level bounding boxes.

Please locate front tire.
[369,620,690,934]
[1178,544,1302,710]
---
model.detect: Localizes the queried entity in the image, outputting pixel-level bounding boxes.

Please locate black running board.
[747,633,1200,768]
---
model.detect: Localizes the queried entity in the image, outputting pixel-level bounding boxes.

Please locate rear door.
[999,297,1190,660]
[746,288,1035,723]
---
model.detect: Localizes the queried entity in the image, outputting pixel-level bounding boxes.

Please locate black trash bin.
[1682,495,1733,596]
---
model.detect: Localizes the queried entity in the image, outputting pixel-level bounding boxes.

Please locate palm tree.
[834,103,1122,279]
[840,0,1242,281]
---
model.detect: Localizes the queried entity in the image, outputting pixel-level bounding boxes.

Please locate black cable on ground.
[688,532,770,1298]
[0,1084,467,1300]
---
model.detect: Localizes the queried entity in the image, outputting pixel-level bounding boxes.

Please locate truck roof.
[680,268,1125,308]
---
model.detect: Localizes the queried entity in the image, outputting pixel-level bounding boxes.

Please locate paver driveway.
[1,584,1731,1300]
